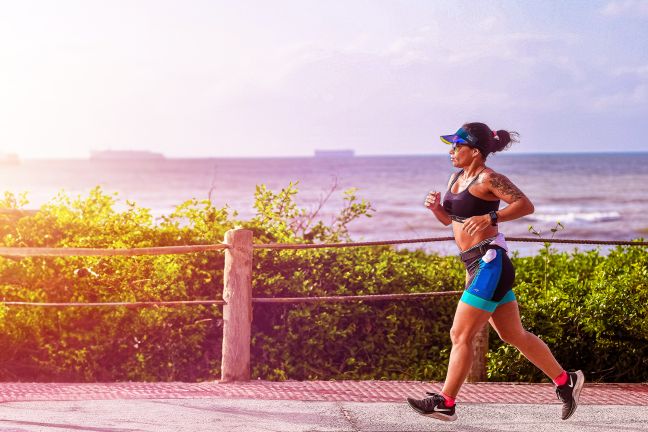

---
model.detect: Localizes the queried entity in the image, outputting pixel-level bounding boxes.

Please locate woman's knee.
[449,326,476,346]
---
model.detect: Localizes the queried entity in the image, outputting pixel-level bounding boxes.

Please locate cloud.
[599,0,648,17]
[590,84,648,110]
[199,26,612,155]
[613,64,648,78]
[383,35,429,66]
[600,63,648,110]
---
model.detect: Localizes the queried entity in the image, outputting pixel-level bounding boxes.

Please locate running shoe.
[555,370,585,420]
[406,392,457,422]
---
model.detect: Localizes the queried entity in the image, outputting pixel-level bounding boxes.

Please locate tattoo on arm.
[489,173,525,202]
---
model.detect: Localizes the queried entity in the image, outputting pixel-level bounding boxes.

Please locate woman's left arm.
[487,172,534,222]
[461,172,534,236]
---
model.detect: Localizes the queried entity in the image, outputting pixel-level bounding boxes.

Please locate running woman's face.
[449,144,479,167]
[450,144,468,166]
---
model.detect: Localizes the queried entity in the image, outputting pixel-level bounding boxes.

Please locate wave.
[527,211,621,223]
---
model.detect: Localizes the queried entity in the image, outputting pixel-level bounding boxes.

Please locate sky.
[0,0,647,158]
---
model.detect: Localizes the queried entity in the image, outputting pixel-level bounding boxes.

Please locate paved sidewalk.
[0,381,646,431]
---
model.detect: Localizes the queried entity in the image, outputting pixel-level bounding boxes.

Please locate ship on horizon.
[90,150,165,160]
[314,149,355,158]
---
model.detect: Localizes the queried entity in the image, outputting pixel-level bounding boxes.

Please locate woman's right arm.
[424,191,452,226]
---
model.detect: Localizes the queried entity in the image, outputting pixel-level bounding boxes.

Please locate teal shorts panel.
[460,289,517,313]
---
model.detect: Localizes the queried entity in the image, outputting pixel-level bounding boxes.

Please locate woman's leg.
[440,301,493,398]
[489,300,563,379]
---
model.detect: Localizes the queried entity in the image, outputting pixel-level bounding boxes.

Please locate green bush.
[251,246,461,381]
[0,188,230,381]
[0,186,646,382]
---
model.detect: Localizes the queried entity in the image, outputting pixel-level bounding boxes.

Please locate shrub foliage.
[0,186,646,382]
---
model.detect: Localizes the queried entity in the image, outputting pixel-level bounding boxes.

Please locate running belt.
[460,236,498,262]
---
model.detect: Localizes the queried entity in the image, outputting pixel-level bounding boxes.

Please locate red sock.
[553,370,568,386]
[441,392,456,407]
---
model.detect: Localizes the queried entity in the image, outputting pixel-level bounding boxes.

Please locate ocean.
[2,153,647,256]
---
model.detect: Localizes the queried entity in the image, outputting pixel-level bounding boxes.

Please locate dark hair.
[463,122,519,157]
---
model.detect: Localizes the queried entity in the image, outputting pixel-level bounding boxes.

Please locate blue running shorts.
[459,243,516,313]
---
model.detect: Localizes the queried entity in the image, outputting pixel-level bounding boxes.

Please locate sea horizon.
[11,149,648,161]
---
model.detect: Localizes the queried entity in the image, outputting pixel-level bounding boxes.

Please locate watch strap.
[489,210,498,226]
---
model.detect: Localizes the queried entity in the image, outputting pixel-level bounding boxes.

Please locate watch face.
[490,211,498,225]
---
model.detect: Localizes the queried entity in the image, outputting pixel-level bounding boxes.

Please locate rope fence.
[1,291,462,308]
[0,300,226,307]
[1,236,645,258]
[254,236,648,250]
[0,243,229,258]
[253,290,463,303]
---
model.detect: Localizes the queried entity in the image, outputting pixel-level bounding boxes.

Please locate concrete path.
[0,381,646,432]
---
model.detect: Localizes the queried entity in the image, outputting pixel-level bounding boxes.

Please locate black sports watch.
[489,210,498,226]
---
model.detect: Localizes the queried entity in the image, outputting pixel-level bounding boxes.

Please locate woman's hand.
[424,191,442,211]
[424,191,452,226]
[462,214,492,236]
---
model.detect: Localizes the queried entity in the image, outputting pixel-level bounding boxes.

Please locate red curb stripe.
[0,381,646,405]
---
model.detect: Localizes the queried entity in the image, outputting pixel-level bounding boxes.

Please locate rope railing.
[0,209,38,216]
[254,236,648,250]
[252,291,462,304]
[0,299,225,307]
[1,291,462,308]
[2,236,644,258]
[0,243,229,258]
[254,237,456,249]
[506,237,648,246]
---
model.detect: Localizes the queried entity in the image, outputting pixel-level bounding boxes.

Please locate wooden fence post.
[220,229,253,382]
[467,324,489,382]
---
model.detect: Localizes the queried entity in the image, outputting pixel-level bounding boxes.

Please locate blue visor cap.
[440,127,478,146]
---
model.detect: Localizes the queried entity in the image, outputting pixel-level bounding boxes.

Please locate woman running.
[407,122,584,422]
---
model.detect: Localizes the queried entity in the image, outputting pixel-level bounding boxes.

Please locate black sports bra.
[442,169,500,222]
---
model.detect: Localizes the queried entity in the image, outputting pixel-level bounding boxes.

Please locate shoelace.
[419,392,444,410]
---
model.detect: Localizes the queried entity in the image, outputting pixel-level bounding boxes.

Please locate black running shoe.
[555,370,585,420]
[407,392,457,422]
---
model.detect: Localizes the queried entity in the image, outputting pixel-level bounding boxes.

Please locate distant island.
[90,150,165,160]
[0,153,20,165]
[314,150,355,158]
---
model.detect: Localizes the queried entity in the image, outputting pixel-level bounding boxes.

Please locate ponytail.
[462,122,519,158]
[491,129,519,153]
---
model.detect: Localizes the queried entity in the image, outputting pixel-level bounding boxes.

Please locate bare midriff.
[452,222,499,252]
